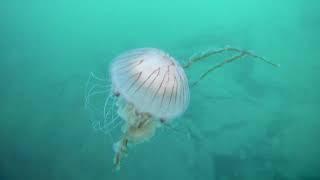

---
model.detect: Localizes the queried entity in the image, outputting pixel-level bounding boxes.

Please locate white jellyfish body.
[108,48,190,170]
[111,48,190,121]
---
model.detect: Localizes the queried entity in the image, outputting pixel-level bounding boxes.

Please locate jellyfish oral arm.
[113,137,128,171]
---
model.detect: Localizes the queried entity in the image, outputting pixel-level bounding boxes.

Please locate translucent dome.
[110,48,190,120]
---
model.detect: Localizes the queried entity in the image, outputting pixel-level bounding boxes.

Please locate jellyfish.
[85,47,278,171]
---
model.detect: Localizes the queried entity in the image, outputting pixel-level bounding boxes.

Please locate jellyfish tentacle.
[85,72,122,136]
[85,86,110,108]
[184,46,279,87]
[111,95,116,123]
[191,52,246,87]
[183,46,279,69]
[183,48,227,68]
[103,92,114,121]
[85,85,112,132]
[102,97,123,133]
[86,91,112,131]
[226,47,279,67]
[85,72,108,96]
[182,46,280,69]
[102,107,121,130]
[102,115,122,134]
[85,72,111,108]
[89,72,108,82]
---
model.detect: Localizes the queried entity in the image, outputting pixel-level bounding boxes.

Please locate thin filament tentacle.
[85,71,122,135]
[191,52,246,87]
[183,46,279,69]
[184,46,279,87]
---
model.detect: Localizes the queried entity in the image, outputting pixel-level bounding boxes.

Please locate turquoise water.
[1,0,319,179]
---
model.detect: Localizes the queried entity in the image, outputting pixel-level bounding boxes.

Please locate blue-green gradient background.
[1,0,319,179]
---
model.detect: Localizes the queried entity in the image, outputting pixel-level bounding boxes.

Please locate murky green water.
[1,0,319,179]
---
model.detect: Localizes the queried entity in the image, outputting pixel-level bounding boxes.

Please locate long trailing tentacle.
[183,46,279,87]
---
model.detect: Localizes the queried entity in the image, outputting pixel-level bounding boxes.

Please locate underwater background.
[1,0,319,179]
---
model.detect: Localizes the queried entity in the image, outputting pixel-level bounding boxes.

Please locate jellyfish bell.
[111,48,189,120]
